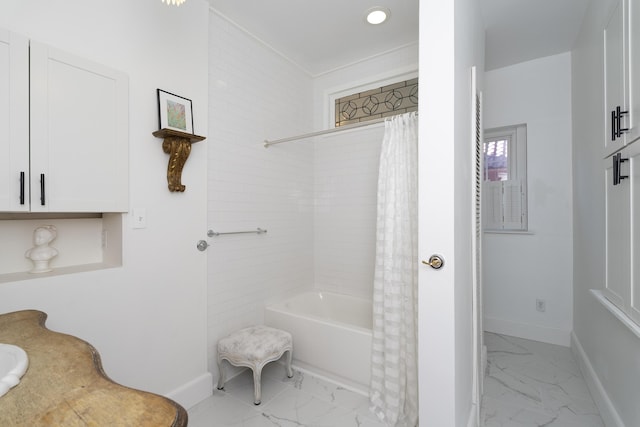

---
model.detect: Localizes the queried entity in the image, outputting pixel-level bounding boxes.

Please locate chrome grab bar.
[207,228,267,237]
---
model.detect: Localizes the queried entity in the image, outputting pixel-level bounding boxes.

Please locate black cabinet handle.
[19,171,25,205]
[612,110,617,141]
[618,153,628,182]
[613,153,628,186]
[616,106,629,137]
[40,174,45,206]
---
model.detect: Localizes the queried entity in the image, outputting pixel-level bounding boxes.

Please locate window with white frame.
[483,124,528,231]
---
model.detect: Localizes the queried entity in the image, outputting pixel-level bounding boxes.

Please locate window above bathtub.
[334,77,418,127]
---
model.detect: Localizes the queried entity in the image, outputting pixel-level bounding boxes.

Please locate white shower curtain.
[370,112,419,427]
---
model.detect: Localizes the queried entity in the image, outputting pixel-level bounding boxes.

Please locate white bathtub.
[265,291,372,393]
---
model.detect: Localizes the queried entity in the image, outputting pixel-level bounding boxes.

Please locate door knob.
[196,240,209,251]
[422,254,444,270]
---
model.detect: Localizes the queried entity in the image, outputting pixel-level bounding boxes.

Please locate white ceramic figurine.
[25,225,59,273]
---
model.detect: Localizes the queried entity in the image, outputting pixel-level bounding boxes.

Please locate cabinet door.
[30,42,129,213]
[0,30,29,212]
[604,142,640,323]
[604,153,630,309]
[628,0,640,143]
[628,143,640,324]
[604,0,627,156]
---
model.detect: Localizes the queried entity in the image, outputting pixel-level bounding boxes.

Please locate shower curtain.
[370,112,419,427]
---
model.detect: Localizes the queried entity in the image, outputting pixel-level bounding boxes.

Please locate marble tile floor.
[188,362,386,427]
[481,332,604,427]
[190,333,604,426]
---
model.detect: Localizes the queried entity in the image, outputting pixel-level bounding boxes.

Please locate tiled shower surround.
[207,9,418,386]
[208,8,405,374]
[313,126,383,299]
[208,10,314,378]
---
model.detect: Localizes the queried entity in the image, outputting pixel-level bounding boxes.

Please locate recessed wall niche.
[0,213,122,283]
[334,77,418,127]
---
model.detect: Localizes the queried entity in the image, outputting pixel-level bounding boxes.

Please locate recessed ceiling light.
[365,7,390,25]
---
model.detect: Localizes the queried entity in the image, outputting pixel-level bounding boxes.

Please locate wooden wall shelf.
[152,129,205,192]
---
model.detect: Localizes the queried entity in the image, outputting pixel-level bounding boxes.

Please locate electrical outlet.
[536,299,546,312]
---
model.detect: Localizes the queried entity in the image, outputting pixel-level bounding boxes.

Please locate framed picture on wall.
[157,89,194,134]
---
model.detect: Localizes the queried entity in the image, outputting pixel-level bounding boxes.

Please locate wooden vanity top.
[0,310,187,426]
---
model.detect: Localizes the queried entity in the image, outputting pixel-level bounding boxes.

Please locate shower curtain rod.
[264,114,413,148]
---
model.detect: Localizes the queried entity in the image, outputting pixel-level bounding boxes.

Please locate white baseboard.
[482,345,487,376]
[483,316,570,347]
[466,403,478,427]
[570,332,624,427]
[165,372,213,410]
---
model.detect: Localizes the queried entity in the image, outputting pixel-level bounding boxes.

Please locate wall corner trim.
[570,331,625,427]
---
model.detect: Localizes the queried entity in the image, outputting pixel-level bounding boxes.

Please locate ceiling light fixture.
[162,0,186,6]
[365,7,390,25]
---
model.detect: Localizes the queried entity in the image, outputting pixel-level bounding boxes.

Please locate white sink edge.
[0,343,29,398]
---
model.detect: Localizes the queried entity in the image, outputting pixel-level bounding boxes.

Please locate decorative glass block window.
[483,124,528,231]
[335,78,418,127]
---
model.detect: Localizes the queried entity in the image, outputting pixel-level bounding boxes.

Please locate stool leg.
[217,358,226,390]
[285,349,293,378]
[252,366,262,405]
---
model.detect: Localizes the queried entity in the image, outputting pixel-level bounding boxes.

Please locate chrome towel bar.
[207,228,267,237]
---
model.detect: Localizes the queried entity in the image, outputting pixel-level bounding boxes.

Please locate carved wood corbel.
[152,129,205,192]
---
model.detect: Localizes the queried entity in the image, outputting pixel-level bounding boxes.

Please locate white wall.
[0,0,210,409]
[483,53,574,346]
[207,10,315,378]
[572,0,640,425]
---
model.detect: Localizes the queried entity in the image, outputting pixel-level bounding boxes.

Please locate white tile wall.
[207,11,314,377]
[313,126,384,299]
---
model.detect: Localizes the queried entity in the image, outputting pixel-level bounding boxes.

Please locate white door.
[418,1,481,425]
[418,1,458,423]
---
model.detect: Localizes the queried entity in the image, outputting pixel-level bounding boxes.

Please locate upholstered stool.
[216,325,293,405]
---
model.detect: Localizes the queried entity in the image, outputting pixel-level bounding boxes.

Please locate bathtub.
[265,291,372,393]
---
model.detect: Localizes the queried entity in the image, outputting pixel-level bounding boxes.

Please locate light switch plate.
[132,208,147,229]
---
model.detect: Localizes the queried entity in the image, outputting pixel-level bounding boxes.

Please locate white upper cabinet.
[0,30,29,212]
[604,0,640,157]
[630,0,640,143]
[0,30,129,213]
[29,42,129,213]
[604,0,626,155]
